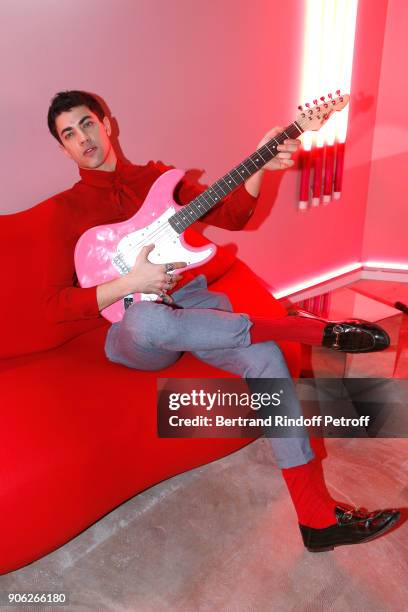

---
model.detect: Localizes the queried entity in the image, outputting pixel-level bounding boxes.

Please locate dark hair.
[47,90,106,143]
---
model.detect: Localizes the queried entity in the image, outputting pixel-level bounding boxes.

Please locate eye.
[64,132,73,140]
[84,121,93,128]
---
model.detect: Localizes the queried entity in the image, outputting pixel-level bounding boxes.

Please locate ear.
[58,142,73,160]
[103,116,112,137]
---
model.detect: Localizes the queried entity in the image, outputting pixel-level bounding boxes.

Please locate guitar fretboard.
[169,122,303,233]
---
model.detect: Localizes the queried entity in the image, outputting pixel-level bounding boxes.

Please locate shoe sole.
[306,511,401,552]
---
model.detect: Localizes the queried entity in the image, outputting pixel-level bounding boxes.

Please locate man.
[45,90,400,552]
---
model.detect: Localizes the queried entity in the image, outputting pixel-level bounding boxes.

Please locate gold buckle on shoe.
[332,325,344,349]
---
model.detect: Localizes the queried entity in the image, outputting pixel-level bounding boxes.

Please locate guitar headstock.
[295,91,349,132]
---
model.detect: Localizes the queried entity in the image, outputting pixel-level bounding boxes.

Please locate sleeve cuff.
[45,286,100,323]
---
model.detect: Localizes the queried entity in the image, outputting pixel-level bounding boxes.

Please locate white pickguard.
[114,206,213,301]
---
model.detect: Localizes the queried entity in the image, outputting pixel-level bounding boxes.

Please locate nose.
[78,128,90,145]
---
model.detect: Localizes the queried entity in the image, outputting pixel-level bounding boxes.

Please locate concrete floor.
[1,280,408,611]
[0,436,406,611]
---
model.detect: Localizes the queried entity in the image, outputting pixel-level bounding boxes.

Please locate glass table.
[283,278,408,437]
[284,278,408,379]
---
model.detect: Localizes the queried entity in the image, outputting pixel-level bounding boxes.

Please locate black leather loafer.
[300,506,401,552]
[322,320,390,353]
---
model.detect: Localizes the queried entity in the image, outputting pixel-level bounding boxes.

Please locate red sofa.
[0,199,300,575]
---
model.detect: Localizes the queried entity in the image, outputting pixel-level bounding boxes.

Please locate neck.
[97,145,117,172]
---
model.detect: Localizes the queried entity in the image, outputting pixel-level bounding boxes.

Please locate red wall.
[206,0,390,292]
[362,0,408,265]
[0,0,396,293]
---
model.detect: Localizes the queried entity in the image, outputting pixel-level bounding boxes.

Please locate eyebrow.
[60,115,93,137]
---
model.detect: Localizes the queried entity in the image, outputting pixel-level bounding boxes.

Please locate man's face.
[55,105,113,170]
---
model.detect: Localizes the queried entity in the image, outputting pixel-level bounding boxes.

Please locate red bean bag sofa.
[0,198,300,575]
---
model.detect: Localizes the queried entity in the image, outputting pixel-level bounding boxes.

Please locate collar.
[78,157,136,188]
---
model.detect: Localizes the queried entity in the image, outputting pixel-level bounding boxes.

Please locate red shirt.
[43,158,258,323]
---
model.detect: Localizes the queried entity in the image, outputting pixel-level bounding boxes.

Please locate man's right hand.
[96,244,186,311]
[124,244,186,297]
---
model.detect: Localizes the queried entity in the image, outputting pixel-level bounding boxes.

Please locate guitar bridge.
[112,253,130,275]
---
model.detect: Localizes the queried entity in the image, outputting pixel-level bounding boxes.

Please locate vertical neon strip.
[319,0,337,147]
[334,141,346,198]
[300,0,324,153]
[299,0,358,208]
[312,146,324,205]
[323,145,335,202]
[299,150,312,210]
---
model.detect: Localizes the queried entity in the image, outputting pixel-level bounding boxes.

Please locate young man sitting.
[44,90,400,552]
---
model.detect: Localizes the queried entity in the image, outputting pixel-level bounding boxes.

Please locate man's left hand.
[257,125,301,171]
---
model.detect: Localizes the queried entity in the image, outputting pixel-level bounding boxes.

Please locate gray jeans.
[105,275,314,469]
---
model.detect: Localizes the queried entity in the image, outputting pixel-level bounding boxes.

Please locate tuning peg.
[298,105,303,111]
[305,102,310,108]
[336,89,341,95]
[328,93,333,99]
[320,96,325,101]
[313,99,318,105]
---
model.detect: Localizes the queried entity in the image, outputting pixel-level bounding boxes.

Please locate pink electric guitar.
[75,92,349,322]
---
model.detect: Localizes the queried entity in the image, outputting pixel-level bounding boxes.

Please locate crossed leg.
[105,275,314,469]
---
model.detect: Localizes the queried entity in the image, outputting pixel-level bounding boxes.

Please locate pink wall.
[206,0,389,293]
[0,0,392,293]
[362,0,408,264]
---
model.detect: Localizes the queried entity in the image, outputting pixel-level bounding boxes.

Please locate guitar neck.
[169,121,303,234]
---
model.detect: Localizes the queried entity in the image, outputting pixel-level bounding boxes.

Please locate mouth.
[83,146,97,157]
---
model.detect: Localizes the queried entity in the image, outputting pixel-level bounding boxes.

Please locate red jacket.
[43,158,258,323]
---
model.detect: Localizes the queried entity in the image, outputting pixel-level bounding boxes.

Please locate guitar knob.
[336,89,341,95]
[305,102,310,108]
[328,93,333,99]
[324,103,328,108]
[298,105,303,111]
[313,99,318,105]
[320,96,325,101]
[308,109,313,114]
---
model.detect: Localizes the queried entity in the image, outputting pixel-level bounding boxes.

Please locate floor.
[1,280,407,611]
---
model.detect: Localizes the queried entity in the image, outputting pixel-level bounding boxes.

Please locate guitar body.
[74,169,216,323]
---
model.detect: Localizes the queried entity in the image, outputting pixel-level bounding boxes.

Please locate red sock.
[310,458,354,511]
[308,439,353,510]
[307,439,333,504]
[281,460,337,528]
[249,315,326,345]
